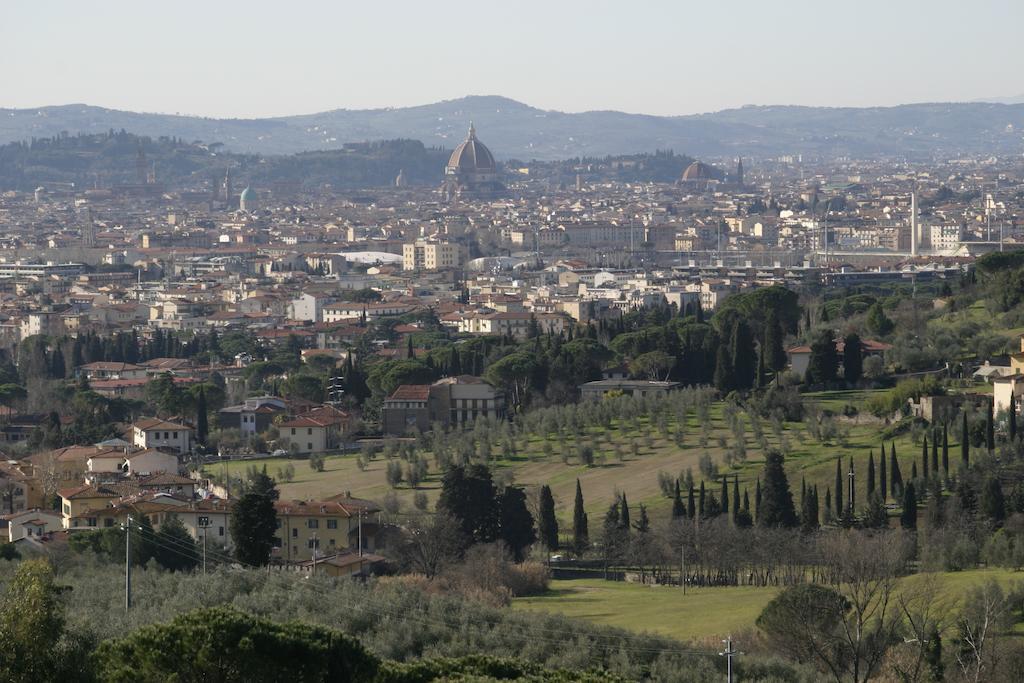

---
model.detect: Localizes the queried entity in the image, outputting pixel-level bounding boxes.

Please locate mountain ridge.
[3,95,1024,160]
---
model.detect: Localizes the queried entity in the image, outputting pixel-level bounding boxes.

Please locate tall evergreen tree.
[987,398,995,453]
[537,485,559,552]
[835,457,844,517]
[671,479,686,519]
[806,329,839,384]
[824,487,832,523]
[196,387,208,447]
[730,319,756,391]
[764,309,788,382]
[720,477,729,516]
[757,451,798,528]
[732,475,740,519]
[961,412,970,470]
[571,480,588,556]
[755,478,761,521]
[438,465,499,545]
[891,443,902,498]
[867,451,876,498]
[942,424,950,479]
[879,443,887,503]
[497,486,536,562]
[901,483,917,530]
[1011,394,1018,441]
[619,493,631,530]
[687,483,696,519]
[230,467,278,566]
[698,481,706,518]
[842,333,863,384]
[980,476,1006,523]
[713,344,734,394]
[921,435,930,479]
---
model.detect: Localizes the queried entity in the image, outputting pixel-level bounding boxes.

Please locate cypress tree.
[196,387,208,446]
[230,467,279,566]
[698,481,706,517]
[764,309,787,382]
[843,333,863,384]
[835,457,844,517]
[730,319,756,391]
[756,341,766,389]
[619,493,630,530]
[1011,394,1018,441]
[942,424,950,479]
[721,476,729,515]
[742,489,750,512]
[891,449,904,497]
[867,451,876,498]
[671,479,686,519]
[824,487,832,523]
[732,475,740,519]
[921,435,929,480]
[961,412,970,469]
[714,345,734,394]
[911,461,918,480]
[879,443,887,502]
[757,451,798,528]
[981,476,1006,523]
[901,483,917,529]
[538,485,559,551]
[572,480,588,556]
[755,478,761,521]
[687,483,696,519]
[931,430,939,477]
[987,399,995,453]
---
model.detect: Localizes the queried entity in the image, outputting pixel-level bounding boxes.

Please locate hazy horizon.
[3,0,1022,119]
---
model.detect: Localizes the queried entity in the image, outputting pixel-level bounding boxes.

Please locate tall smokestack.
[910,192,917,256]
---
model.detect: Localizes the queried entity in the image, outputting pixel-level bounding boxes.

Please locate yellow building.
[274,498,380,563]
[402,239,459,272]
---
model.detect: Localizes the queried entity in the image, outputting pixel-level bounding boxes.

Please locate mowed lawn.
[514,578,778,644]
[514,569,1024,643]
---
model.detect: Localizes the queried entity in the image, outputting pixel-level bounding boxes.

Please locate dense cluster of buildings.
[2,121,1023,565]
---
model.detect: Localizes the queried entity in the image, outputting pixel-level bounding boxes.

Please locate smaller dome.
[681,161,715,181]
[239,187,254,201]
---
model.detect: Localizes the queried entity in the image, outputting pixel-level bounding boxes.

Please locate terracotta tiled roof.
[386,385,430,401]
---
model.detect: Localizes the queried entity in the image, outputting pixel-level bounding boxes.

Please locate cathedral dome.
[681,161,715,181]
[447,123,496,172]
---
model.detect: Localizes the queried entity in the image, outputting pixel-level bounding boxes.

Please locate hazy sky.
[3,0,1022,118]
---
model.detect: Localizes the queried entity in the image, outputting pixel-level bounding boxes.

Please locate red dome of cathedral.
[447,123,496,172]
[681,161,715,181]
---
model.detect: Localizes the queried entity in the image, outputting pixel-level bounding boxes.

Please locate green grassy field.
[514,569,1024,644]
[203,386,967,528]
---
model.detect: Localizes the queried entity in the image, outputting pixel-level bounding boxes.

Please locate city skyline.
[3,0,1022,119]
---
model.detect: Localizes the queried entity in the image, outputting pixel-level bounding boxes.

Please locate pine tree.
[687,483,696,519]
[843,333,863,384]
[931,430,939,478]
[757,451,798,528]
[698,481,706,518]
[572,480,588,556]
[619,493,631,530]
[806,329,839,384]
[720,477,729,516]
[498,486,536,562]
[538,485,559,552]
[867,451,876,498]
[980,476,1006,523]
[824,487,832,524]
[900,483,917,529]
[961,412,970,470]
[835,457,844,517]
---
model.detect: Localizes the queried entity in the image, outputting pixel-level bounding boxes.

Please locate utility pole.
[847,463,856,516]
[719,636,740,683]
[124,514,132,612]
[312,533,318,576]
[680,545,686,594]
[357,509,363,557]
[198,515,210,575]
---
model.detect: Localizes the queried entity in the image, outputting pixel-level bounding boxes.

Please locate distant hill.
[3,96,1024,160]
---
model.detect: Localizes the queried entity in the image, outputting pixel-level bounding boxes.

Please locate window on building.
[291,428,296,436]
[218,526,224,536]
[308,519,319,529]
[307,428,313,435]
[308,538,319,549]
[291,528,298,538]
[327,519,337,529]
[87,517,97,527]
